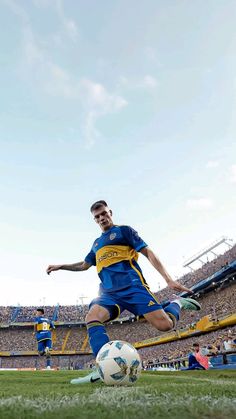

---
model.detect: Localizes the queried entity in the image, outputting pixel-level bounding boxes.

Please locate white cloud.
[83,111,100,149]
[33,0,78,42]
[6,0,127,147]
[22,29,127,146]
[81,79,127,111]
[3,0,29,23]
[22,26,77,99]
[142,75,158,88]
[80,80,127,147]
[206,160,219,168]
[54,0,78,42]
[118,74,158,90]
[186,198,213,210]
[229,164,236,183]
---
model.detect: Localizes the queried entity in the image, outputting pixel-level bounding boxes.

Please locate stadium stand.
[0,245,235,369]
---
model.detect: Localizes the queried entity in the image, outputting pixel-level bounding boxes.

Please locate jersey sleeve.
[121,226,148,251]
[85,248,96,266]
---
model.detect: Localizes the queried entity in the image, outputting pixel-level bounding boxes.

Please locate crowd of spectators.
[65,326,88,351]
[0,328,35,351]
[152,244,236,303]
[138,325,236,366]
[0,354,94,370]
[0,245,236,370]
[177,281,236,329]
[57,305,89,322]
[0,280,235,354]
[0,245,235,324]
[0,326,88,352]
[1,325,235,370]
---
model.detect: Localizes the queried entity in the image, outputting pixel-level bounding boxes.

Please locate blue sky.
[0,0,236,306]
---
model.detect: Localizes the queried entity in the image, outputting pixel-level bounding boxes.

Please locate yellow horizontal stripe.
[36,323,50,332]
[96,245,138,273]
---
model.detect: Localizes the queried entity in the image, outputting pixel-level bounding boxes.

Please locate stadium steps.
[62,329,72,352]
[81,333,89,351]
[52,329,57,344]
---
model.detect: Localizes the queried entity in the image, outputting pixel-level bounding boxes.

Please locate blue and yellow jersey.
[34,316,54,341]
[85,225,148,292]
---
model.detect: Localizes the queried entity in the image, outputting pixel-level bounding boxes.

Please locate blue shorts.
[37,339,52,354]
[89,283,162,321]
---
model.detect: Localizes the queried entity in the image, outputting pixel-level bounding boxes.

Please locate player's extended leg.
[70,304,110,385]
[144,297,201,330]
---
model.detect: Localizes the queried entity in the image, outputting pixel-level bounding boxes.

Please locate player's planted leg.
[45,346,51,369]
[70,321,109,384]
[70,305,110,385]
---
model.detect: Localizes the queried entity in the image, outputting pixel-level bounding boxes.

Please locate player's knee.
[85,312,103,324]
[154,319,173,332]
[39,350,45,356]
[85,307,109,324]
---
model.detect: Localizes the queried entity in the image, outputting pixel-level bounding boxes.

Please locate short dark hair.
[90,200,108,213]
[193,343,199,347]
[36,308,44,314]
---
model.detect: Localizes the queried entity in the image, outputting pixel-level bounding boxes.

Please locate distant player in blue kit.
[47,200,201,383]
[34,308,55,370]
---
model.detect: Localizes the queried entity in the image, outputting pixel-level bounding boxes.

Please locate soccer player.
[46,200,201,383]
[34,308,55,370]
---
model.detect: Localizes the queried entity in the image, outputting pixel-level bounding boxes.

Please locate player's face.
[92,205,114,232]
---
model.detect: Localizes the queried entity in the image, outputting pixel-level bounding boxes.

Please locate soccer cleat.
[70,369,101,385]
[179,297,201,311]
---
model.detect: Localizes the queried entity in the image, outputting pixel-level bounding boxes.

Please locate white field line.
[0,387,235,412]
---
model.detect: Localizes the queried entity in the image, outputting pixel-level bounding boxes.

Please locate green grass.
[0,370,235,419]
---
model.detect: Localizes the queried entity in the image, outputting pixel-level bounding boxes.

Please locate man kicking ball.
[47,200,200,383]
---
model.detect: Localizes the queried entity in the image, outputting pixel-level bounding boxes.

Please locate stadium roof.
[183,237,234,270]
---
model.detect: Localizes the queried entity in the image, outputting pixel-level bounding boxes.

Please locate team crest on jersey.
[95,242,98,247]
[109,233,116,240]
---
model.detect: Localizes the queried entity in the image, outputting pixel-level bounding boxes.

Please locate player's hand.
[46,265,61,275]
[166,279,193,294]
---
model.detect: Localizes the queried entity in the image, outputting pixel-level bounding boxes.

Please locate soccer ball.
[96,340,142,386]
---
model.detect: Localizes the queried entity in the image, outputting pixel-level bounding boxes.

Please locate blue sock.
[164,302,181,326]
[87,321,109,357]
[46,357,51,368]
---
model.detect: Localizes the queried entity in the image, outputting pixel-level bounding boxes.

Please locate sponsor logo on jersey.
[148,300,155,306]
[97,251,118,263]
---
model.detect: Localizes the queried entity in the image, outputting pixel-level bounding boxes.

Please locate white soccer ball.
[96,340,142,386]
